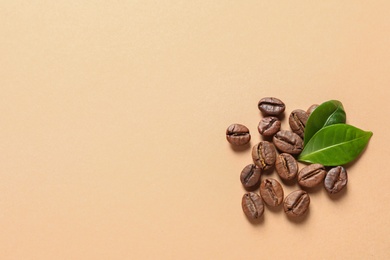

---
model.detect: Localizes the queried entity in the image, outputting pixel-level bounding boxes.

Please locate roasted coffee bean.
[273,130,303,155]
[242,192,264,219]
[240,164,261,190]
[226,124,251,145]
[275,153,298,181]
[306,104,319,115]
[258,116,281,137]
[324,166,348,194]
[258,97,286,116]
[289,109,308,138]
[260,178,284,207]
[252,141,276,170]
[297,163,326,188]
[284,190,310,218]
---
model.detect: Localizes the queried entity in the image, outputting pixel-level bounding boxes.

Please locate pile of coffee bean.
[226,97,348,220]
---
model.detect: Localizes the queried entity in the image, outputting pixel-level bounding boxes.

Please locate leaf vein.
[300,135,369,159]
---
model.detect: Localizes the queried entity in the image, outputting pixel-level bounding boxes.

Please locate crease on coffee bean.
[293,113,305,133]
[264,118,277,131]
[265,181,278,205]
[327,168,345,192]
[290,194,307,215]
[246,194,259,218]
[301,169,324,181]
[327,173,339,190]
[275,134,302,153]
[227,124,249,136]
[243,165,256,184]
[260,102,284,108]
[228,132,249,136]
[275,134,295,146]
[258,143,266,168]
[281,156,290,174]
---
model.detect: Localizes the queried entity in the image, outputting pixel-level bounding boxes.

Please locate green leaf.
[298,124,373,166]
[304,100,346,144]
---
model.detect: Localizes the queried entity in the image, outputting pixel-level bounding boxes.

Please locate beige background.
[1,1,390,259]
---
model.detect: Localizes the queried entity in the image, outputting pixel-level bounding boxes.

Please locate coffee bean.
[258,116,281,137]
[284,190,310,218]
[297,163,326,188]
[275,153,298,181]
[289,109,308,138]
[252,141,276,170]
[258,97,286,116]
[273,130,303,155]
[240,164,261,191]
[260,178,284,207]
[242,192,264,219]
[324,166,348,194]
[226,124,251,145]
[306,104,319,115]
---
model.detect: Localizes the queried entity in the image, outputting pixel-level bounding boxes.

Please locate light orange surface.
[1,1,390,259]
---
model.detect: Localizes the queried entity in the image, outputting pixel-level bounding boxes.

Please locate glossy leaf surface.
[298,124,372,166]
[304,100,346,144]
